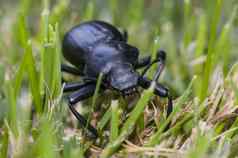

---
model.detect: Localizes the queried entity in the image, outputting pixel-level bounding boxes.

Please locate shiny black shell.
[63,21,125,65]
[62,20,139,78]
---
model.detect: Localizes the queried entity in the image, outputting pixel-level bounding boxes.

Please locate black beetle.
[62,20,172,138]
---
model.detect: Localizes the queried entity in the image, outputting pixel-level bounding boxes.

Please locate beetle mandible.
[61,20,173,138]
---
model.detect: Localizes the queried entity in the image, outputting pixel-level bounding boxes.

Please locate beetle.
[61,20,173,138]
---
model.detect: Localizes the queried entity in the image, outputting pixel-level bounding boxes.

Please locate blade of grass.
[183,0,193,48]
[32,116,57,158]
[109,0,118,23]
[212,126,238,141]
[128,0,144,24]
[195,14,207,58]
[159,97,207,141]
[4,82,18,136]
[85,73,103,134]
[83,0,95,21]
[40,23,61,100]
[12,1,30,49]
[25,41,42,112]
[14,51,27,99]
[110,100,119,142]
[50,0,70,25]
[200,0,223,101]
[13,14,29,98]
[15,14,29,48]
[185,132,210,158]
[91,73,103,110]
[224,63,238,138]
[97,107,112,131]
[14,14,41,113]
[40,0,50,95]
[100,82,156,158]
[19,0,31,16]
[0,126,9,158]
[54,23,62,97]
[0,64,4,89]
[49,23,62,98]
[194,14,207,96]
[145,76,197,146]
[215,5,237,75]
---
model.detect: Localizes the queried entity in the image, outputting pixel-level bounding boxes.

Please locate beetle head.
[106,62,139,96]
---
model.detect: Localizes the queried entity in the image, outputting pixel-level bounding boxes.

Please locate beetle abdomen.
[62,20,125,67]
[62,33,85,67]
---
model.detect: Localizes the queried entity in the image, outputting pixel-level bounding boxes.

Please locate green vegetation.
[0,0,238,157]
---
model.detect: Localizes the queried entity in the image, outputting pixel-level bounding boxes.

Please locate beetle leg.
[64,81,95,92]
[135,50,166,69]
[138,77,173,118]
[67,83,99,138]
[151,61,165,83]
[61,64,84,76]
[135,56,151,69]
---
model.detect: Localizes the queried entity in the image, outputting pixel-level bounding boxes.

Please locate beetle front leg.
[135,49,166,69]
[67,83,99,138]
[138,77,173,118]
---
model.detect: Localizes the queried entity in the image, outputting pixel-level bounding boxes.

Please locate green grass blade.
[183,0,193,48]
[97,107,112,131]
[19,0,31,15]
[91,73,103,109]
[110,100,119,142]
[215,6,237,75]
[109,0,118,23]
[200,0,223,101]
[32,117,57,158]
[25,41,42,112]
[195,14,207,58]
[128,0,144,24]
[0,126,9,158]
[186,132,210,158]
[50,0,70,25]
[4,82,18,136]
[14,52,27,99]
[100,82,156,158]
[83,1,95,21]
[39,0,50,95]
[145,76,196,146]
[49,24,62,98]
[193,14,207,96]
[85,73,103,133]
[0,64,4,89]
[13,14,29,98]
[40,23,61,100]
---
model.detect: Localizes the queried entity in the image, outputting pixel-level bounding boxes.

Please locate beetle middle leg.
[66,82,99,138]
[138,77,173,117]
[64,81,95,92]
[61,64,84,76]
